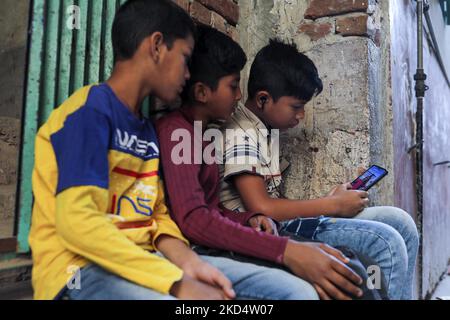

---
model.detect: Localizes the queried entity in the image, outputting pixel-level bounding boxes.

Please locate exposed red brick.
[298,22,333,41]
[336,15,368,37]
[305,0,368,20]
[172,0,189,12]
[197,0,239,26]
[190,1,212,25]
[211,11,228,34]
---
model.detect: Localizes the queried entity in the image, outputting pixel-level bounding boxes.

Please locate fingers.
[357,191,369,198]
[319,279,352,300]
[326,270,363,298]
[330,258,363,286]
[314,284,331,300]
[320,244,349,264]
[248,217,259,231]
[210,268,236,300]
[357,167,367,176]
[272,224,279,236]
[261,219,276,235]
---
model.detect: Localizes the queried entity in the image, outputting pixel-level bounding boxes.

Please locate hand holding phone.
[329,183,369,217]
[351,165,388,191]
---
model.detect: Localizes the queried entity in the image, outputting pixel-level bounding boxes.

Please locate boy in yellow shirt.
[30,0,232,300]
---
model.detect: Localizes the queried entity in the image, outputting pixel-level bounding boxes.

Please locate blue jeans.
[279,206,419,300]
[59,255,319,300]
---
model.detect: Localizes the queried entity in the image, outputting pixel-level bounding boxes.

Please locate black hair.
[248,39,323,102]
[181,25,247,103]
[112,0,196,61]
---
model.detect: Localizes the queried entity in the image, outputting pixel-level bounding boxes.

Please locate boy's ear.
[255,91,272,110]
[193,82,211,103]
[147,32,165,63]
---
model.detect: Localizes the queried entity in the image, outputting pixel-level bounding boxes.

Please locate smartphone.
[351,165,388,191]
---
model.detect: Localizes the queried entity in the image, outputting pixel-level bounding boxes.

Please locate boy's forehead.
[221,73,240,82]
[283,96,307,104]
[181,35,195,51]
[172,35,194,53]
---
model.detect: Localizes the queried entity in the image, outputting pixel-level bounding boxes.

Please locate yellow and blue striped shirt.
[29,84,187,300]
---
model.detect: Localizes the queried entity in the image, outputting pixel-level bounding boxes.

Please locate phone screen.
[351,165,388,191]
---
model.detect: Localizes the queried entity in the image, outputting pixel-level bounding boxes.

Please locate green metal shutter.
[17,0,133,253]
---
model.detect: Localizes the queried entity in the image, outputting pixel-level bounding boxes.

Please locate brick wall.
[173,0,240,42]
[299,0,380,47]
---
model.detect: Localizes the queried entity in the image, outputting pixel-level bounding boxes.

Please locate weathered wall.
[239,0,394,206]
[174,0,240,41]
[390,0,450,298]
[0,0,30,238]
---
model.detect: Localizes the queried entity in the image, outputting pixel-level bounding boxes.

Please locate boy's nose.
[236,87,242,101]
[296,109,305,119]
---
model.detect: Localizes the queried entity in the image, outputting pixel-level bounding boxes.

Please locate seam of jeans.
[235,292,276,300]
[315,226,396,296]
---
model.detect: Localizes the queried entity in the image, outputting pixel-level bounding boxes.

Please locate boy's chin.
[280,125,295,132]
[159,93,181,106]
[213,117,229,124]
[214,112,233,123]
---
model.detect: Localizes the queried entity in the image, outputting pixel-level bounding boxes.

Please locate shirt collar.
[235,102,268,132]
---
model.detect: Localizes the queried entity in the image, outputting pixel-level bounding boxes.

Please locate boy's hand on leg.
[182,255,236,300]
[283,240,363,300]
[248,215,279,235]
[170,274,231,300]
[155,235,235,299]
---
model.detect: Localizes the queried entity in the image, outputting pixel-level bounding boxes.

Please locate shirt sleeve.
[151,180,190,248]
[53,106,183,294]
[220,204,260,226]
[222,124,265,181]
[157,121,288,264]
[50,106,110,193]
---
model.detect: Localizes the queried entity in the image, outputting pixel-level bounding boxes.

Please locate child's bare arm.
[233,174,369,221]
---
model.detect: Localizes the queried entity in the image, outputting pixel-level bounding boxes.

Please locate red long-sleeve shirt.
[156,108,288,264]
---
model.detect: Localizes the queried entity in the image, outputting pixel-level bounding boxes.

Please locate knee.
[386,207,419,243]
[373,207,419,241]
[377,224,409,265]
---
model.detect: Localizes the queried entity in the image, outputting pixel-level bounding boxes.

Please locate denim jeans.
[279,206,419,300]
[58,254,319,300]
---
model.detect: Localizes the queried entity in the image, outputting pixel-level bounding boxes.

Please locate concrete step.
[0,184,16,238]
[0,258,33,300]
